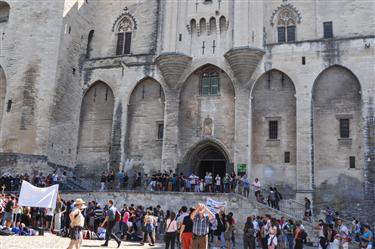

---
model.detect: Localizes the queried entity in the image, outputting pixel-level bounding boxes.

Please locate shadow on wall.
[314,174,369,222]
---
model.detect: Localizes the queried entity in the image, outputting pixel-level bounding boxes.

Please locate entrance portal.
[194,145,227,178]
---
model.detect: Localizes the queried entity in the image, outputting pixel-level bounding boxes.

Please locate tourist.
[224,215,235,249]
[100,199,121,248]
[230,172,237,193]
[215,174,221,192]
[335,218,350,249]
[294,221,304,249]
[217,208,227,249]
[120,204,130,240]
[242,174,251,197]
[190,203,215,249]
[141,209,156,246]
[223,173,230,193]
[107,170,115,190]
[303,197,312,222]
[243,216,256,249]
[252,178,261,202]
[180,207,195,249]
[274,187,282,210]
[100,172,106,191]
[283,219,295,249]
[3,194,14,228]
[67,198,86,249]
[117,170,124,190]
[268,218,278,249]
[360,224,373,249]
[165,211,178,249]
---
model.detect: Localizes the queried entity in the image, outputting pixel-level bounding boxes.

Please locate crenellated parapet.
[155,52,192,88]
[224,46,265,85]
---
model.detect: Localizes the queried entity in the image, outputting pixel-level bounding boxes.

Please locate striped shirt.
[94,208,104,220]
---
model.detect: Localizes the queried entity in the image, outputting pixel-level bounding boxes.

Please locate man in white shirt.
[252,178,261,202]
[215,174,221,192]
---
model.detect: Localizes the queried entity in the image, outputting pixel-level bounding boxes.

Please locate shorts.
[69,226,82,240]
[4,211,13,221]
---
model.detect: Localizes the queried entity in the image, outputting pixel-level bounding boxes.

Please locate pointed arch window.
[277,10,296,43]
[200,71,220,96]
[116,17,134,55]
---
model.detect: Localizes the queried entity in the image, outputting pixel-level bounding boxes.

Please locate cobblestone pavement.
[0,233,164,249]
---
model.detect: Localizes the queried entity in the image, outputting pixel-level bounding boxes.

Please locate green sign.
[237,163,247,174]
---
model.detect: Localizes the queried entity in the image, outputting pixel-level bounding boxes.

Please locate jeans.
[286,234,294,249]
[220,232,226,248]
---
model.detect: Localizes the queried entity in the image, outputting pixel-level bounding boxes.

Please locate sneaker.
[117,241,121,248]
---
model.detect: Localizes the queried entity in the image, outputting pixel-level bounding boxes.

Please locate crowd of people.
[0,171,67,192]
[0,191,373,249]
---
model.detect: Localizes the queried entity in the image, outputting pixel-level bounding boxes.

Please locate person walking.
[294,222,304,249]
[141,210,156,246]
[67,198,86,249]
[243,217,256,249]
[165,211,178,249]
[252,178,261,202]
[100,199,121,248]
[190,203,215,249]
[303,198,312,222]
[225,215,235,249]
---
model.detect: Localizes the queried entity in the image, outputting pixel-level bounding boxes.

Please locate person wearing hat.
[67,198,86,249]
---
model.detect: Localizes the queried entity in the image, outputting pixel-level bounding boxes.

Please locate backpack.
[115,210,121,222]
[300,230,308,241]
[245,226,256,238]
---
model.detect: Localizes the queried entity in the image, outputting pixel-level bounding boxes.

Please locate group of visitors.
[314,213,373,249]
[0,190,374,249]
[0,171,67,192]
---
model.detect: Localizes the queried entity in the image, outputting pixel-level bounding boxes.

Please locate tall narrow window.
[284,152,290,163]
[116,17,134,55]
[277,10,297,43]
[200,71,220,96]
[323,21,333,38]
[86,30,94,58]
[157,123,164,140]
[269,120,278,139]
[340,119,350,138]
[349,156,355,168]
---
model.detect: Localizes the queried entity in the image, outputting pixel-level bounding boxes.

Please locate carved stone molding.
[224,46,265,85]
[155,52,192,87]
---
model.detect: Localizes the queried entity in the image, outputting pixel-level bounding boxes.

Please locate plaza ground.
[0,233,164,249]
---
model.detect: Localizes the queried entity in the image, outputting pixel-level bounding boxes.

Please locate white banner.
[18,181,59,209]
[206,198,227,214]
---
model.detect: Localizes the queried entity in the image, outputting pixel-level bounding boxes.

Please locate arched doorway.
[196,145,227,178]
[181,140,232,178]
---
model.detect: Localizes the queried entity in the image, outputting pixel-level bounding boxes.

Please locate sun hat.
[74,198,87,208]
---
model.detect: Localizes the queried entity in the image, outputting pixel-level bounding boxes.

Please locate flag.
[18,181,59,209]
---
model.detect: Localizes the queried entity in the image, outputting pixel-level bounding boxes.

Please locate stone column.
[161,88,179,171]
[234,88,251,174]
[296,92,314,203]
[225,47,265,175]
[155,53,192,171]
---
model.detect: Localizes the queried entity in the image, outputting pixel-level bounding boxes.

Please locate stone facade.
[0,0,374,221]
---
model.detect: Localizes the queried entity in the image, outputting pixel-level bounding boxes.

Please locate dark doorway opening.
[195,145,227,178]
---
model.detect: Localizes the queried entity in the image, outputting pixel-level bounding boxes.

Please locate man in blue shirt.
[100,199,121,248]
[360,225,373,249]
[190,203,215,249]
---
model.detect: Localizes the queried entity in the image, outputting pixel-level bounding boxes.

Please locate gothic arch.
[0,1,10,23]
[178,64,235,173]
[270,3,302,26]
[312,65,363,190]
[125,78,165,174]
[251,69,297,187]
[77,81,115,177]
[179,63,236,96]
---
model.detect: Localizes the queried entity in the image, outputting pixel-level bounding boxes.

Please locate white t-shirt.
[215,176,221,186]
[166,219,178,232]
[252,181,261,191]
